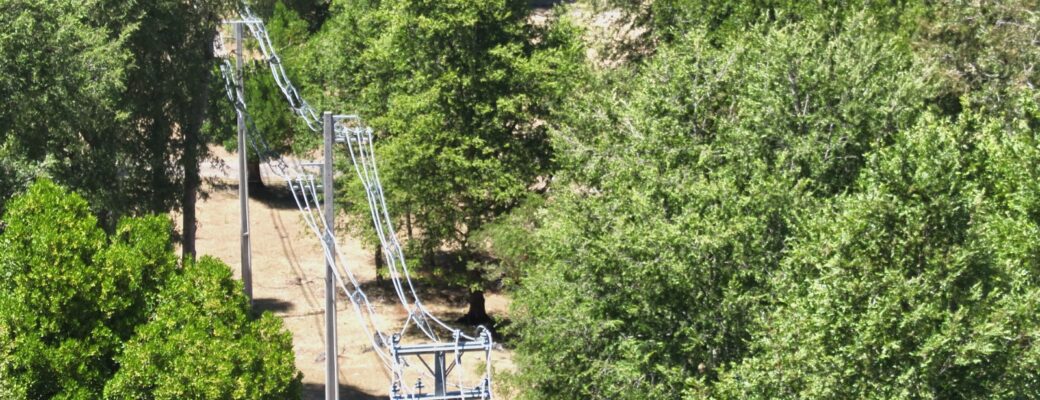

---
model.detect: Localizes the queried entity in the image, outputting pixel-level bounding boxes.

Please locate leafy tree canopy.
[509,7,947,398]
[303,0,585,321]
[0,180,300,399]
[717,101,1040,399]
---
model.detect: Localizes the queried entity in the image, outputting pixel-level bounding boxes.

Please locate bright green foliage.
[0,180,301,399]
[716,104,1040,399]
[355,0,581,259]
[0,180,176,398]
[511,13,926,399]
[104,256,302,400]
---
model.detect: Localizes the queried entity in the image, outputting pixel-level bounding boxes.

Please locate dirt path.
[191,147,514,399]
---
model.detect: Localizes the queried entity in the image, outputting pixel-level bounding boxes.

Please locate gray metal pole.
[323,112,339,400]
[434,351,446,396]
[235,23,253,304]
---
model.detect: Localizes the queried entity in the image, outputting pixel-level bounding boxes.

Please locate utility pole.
[323,112,339,400]
[235,22,253,304]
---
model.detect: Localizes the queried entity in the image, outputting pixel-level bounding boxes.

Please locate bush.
[0,180,301,399]
[104,256,302,400]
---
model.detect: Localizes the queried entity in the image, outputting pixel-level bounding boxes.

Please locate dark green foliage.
[91,0,230,222]
[0,0,231,232]
[0,0,130,216]
[214,1,316,165]
[510,10,932,399]
[249,0,330,32]
[104,256,302,399]
[717,104,1040,399]
[0,180,301,399]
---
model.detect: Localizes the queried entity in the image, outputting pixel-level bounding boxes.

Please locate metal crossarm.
[392,340,492,357]
[393,387,490,400]
[389,328,493,399]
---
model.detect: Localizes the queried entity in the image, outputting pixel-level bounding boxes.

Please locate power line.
[215,7,495,398]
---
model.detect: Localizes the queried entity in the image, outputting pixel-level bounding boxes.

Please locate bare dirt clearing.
[191,147,514,399]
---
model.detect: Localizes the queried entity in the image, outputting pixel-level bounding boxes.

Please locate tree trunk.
[375,245,384,283]
[247,157,265,191]
[458,243,491,326]
[182,31,214,262]
[458,290,492,326]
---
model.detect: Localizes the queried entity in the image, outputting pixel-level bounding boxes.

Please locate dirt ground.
[190,147,515,399]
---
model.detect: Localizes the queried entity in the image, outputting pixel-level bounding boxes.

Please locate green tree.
[510,13,925,398]
[716,104,1040,399]
[0,0,131,217]
[212,1,314,188]
[0,179,177,398]
[315,0,584,323]
[0,0,233,260]
[91,0,231,259]
[0,180,302,399]
[104,256,302,400]
[249,0,330,32]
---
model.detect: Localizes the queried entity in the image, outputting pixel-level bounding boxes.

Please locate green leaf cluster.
[0,0,233,227]
[715,104,1040,399]
[306,0,585,283]
[510,1,1040,398]
[104,256,302,399]
[0,180,300,399]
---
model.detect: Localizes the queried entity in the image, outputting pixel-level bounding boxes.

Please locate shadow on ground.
[302,382,383,400]
[203,179,301,210]
[253,297,295,314]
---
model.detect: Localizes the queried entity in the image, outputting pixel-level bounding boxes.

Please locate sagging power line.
[214,7,495,399]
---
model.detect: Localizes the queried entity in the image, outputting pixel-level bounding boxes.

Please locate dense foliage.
[0,0,232,262]
[510,1,1040,398]
[297,0,584,321]
[3,0,1040,398]
[0,0,131,216]
[104,256,302,399]
[716,106,1040,399]
[0,180,300,399]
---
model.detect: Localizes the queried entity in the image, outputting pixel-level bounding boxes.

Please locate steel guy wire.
[225,8,496,397]
[236,7,469,342]
[216,32,400,379]
[289,176,396,370]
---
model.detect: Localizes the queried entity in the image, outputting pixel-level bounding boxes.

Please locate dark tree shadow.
[252,297,294,315]
[529,0,570,8]
[202,179,300,210]
[302,382,383,400]
[251,182,302,210]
